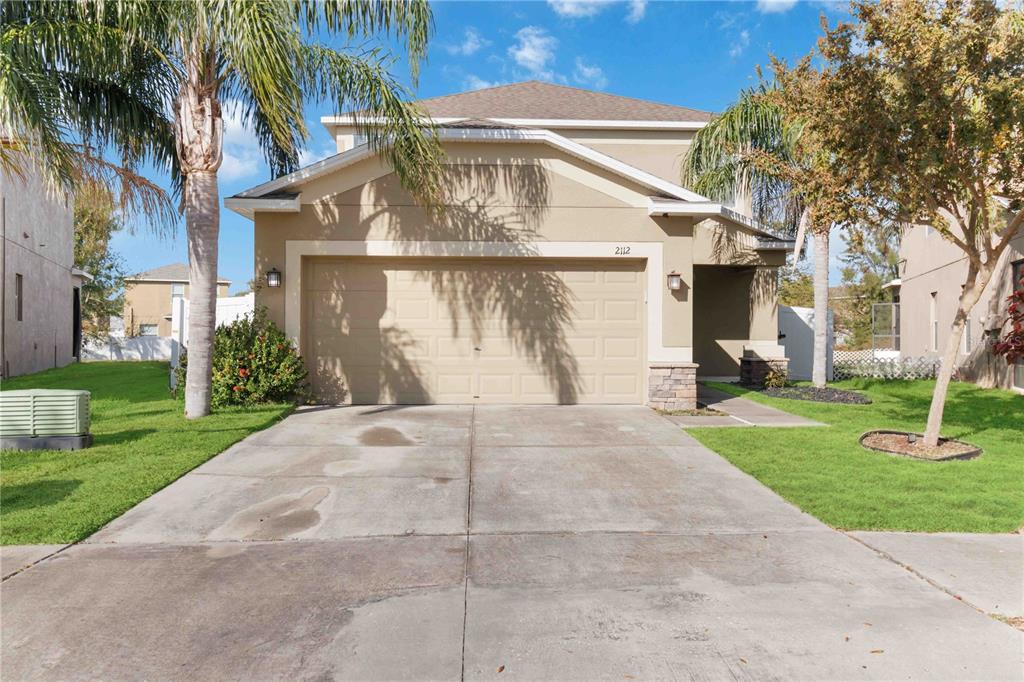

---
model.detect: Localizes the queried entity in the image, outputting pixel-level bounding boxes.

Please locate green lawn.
[1,362,292,545]
[689,379,1024,533]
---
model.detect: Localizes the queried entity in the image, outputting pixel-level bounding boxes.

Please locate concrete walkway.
[851,531,1023,619]
[2,405,1018,680]
[665,383,825,428]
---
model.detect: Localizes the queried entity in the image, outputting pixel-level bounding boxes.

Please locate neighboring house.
[890,204,1024,392]
[227,81,794,407]
[123,263,230,337]
[1,163,89,378]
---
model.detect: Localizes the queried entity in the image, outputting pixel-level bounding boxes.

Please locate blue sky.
[110,0,849,292]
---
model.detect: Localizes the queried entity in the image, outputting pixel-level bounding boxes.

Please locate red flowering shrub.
[993,273,1024,363]
[175,308,308,406]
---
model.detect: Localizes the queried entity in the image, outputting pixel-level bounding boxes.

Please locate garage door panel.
[306,257,645,404]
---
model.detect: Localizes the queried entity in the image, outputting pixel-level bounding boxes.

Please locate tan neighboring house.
[226,81,794,408]
[123,263,230,337]
[1,163,89,378]
[891,202,1024,393]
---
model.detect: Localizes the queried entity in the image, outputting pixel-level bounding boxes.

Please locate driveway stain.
[359,427,414,446]
[217,487,330,540]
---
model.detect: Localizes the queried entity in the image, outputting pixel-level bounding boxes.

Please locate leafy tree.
[2,1,444,418]
[835,222,902,349]
[73,181,126,339]
[681,83,857,387]
[779,0,1024,445]
[778,265,814,308]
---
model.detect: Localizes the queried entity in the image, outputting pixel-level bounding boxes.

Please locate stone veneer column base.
[740,356,789,387]
[647,362,699,411]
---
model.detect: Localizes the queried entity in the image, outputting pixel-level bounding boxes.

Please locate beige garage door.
[304,257,646,404]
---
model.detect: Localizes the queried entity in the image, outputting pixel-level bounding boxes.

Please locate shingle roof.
[413,81,714,122]
[128,262,231,284]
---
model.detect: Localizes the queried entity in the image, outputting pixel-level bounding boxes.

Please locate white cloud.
[508,26,559,80]
[729,29,751,58]
[547,0,608,18]
[444,28,490,57]
[298,143,336,167]
[625,0,647,23]
[218,102,262,181]
[573,57,608,89]
[757,0,799,13]
[548,0,647,23]
[463,74,503,91]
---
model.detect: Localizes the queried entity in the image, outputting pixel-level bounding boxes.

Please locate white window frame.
[138,323,159,337]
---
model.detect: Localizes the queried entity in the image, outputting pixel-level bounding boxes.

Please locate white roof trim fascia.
[126,278,231,284]
[648,198,794,247]
[321,115,708,132]
[223,195,303,218]
[71,268,94,282]
[881,278,902,290]
[229,128,709,213]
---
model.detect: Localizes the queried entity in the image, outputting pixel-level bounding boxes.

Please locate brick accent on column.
[740,356,789,387]
[647,362,699,411]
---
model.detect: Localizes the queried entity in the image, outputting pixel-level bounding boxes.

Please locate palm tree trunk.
[812,228,830,388]
[923,268,987,446]
[184,171,219,419]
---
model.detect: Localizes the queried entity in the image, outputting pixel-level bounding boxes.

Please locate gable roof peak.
[411,80,714,123]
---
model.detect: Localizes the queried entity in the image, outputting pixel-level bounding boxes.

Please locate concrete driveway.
[2,406,1019,680]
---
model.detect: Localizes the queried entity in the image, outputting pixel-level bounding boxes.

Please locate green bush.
[763,367,789,389]
[174,309,308,407]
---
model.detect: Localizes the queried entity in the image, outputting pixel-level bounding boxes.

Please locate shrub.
[174,309,308,407]
[763,367,789,389]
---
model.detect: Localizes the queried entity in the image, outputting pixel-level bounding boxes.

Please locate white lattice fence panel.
[832,352,940,381]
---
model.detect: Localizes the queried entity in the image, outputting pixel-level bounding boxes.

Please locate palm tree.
[681,86,834,388]
[2,1,444,417]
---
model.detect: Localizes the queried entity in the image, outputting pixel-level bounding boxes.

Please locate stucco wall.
[255,142,701,351]
[898,222,1024,389]
[557,129,695,184]
[253,140,782,380]
[124,281,230,337]
[0,166,76,378]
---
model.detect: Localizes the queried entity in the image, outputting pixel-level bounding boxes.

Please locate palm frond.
[300,43,444,207]
[298,0,433,79]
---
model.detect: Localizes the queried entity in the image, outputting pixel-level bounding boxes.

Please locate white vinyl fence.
[84,294,254,372]
[82,335,180,362]
[778,305,834,381]
[170,293,255,362]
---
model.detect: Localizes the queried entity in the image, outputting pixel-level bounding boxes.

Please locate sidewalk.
[850,531,1023,620]
[664,384,825,428]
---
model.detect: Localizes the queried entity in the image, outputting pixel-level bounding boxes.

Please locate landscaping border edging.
[859,429,982,461]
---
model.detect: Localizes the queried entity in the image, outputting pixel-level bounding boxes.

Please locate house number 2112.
[614,246,631,255]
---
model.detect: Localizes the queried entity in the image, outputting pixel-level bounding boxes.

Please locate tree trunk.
[183,171,220,419]
[923,270,987,446]
[812,228,830,388]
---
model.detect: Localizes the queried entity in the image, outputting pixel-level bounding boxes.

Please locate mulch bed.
[860,430,982,461]
[747,385,872,405]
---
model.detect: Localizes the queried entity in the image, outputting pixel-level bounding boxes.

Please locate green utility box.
[0,389,92,450]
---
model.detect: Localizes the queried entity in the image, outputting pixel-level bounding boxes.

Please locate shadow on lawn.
[1,479,81,514]
[839,379,1021,441]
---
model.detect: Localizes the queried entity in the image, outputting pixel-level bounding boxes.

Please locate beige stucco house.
[227,81,793,408]
[890,203,1023,392]
[1,163,89,378]
[124,263,230,337]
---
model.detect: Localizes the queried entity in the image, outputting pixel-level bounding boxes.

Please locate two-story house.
[123,263,230,337]
[226,81,794,408]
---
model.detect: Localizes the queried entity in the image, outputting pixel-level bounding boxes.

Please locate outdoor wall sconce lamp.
[266,267,282,288]
[666,271,683,291]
